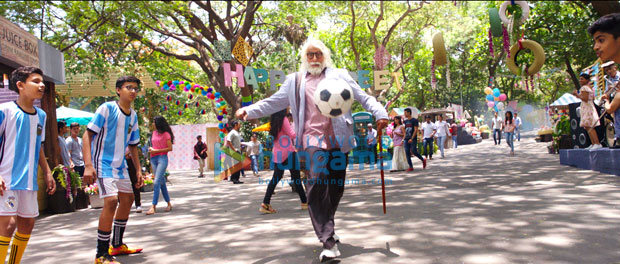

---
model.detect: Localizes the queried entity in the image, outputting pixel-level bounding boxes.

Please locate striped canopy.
[550,93,581,106]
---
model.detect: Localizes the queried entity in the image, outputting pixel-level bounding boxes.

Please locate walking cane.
[377,128,387,214]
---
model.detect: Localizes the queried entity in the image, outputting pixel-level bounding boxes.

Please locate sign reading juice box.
[0,15,39,68]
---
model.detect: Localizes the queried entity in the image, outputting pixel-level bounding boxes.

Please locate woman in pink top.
[260,109,307,214]
[146,116,174,215]
[390,116,408,172]
[503,111,516,156]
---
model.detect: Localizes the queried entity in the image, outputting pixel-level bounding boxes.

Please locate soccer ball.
[313,78,354,118]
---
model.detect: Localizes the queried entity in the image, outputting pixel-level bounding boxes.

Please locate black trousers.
[263,152,306,205]
[127,158,141,207]
[303,147,348,249]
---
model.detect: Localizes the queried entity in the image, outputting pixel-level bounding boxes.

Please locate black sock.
[112,219,128,248]
[97,230,111,258]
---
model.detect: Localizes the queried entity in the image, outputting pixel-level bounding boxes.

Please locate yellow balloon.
[484,87,493,95]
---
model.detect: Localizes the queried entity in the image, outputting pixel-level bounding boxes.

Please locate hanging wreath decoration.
[499,0,530,25]
[506,39,545,77]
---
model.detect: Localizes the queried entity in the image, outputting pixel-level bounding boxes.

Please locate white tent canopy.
[550,93,581,106]
[56,106,95,125]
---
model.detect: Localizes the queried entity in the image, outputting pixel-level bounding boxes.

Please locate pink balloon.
[155,80,161,87]
[499,94,507,101]
[487,102,495,108]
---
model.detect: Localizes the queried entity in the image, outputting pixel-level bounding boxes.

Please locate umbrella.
[252,122,270,132]
[56,106,94,125]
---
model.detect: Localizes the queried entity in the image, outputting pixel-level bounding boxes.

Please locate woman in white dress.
[390,116,409,172]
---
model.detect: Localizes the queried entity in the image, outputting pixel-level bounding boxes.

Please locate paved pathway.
[23,132,620,263]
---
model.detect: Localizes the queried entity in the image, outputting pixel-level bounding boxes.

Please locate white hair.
[300,39,333,75]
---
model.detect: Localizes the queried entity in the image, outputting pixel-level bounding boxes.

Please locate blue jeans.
[423,137,434,158]
[452,135,458,148]
[505,132,514,152]
[437,136,445,157]
[151,155,170,205]
[250,155,259,174]
[493,129,502,144]
[515,127,520,141]
[404,138,424,168]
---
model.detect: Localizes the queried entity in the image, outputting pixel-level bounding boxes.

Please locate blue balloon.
[214,92,221,98]
[494,106,499,112]
[493,88,500,97]
[486,94,494,101]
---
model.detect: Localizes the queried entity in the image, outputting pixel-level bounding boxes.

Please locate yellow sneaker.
[109,244,143,256]
[301,203,308,210]
[95,254,120,264]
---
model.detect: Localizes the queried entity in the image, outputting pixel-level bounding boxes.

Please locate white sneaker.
[319,244,341,262]
[590,144,602,150]
[135,206,142,213]
[333,234,340,243]
[585,145,593,150]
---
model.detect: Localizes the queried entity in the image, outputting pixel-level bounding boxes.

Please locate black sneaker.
[233,181,244,184]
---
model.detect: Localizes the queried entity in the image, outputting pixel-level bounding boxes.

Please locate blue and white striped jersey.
[87,102,139,179]
[0,101,46,191]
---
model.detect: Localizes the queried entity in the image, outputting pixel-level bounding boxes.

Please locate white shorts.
[0,190,38,218]
[98,177,133,198]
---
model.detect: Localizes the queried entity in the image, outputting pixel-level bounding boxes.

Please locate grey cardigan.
[244,67,388,153]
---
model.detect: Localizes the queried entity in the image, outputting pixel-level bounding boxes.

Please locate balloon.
[163,84,169,90]
[220,101,226,106]
[188,94,194,100]
[497,102,504,110]
[166,95,171,101]
[177,110,183,116]
[167,81,172,86]
[219,132,224,138]
[207,92,212,98]
[173,80,179,86]
[499,94,507,101]
[222,109,228,115]
[183,103,188,108]
[202,90,208,96]
[195,102,200,107]
[175,100,180,105]
[218,123,224,129]
[217,115,223,121]
[493,88,500,97]
[222,118,228,124]
[494,106,499,112]
[170,85,176,91]
[487,101,494,108]
[200,109,206,114]
[486,94,494,101]
[484,87,493,95]
[162,106,167,111]
[214,92,221,98]
[155,80,161,87]
[179,80,185,85]
[207,88,213,93]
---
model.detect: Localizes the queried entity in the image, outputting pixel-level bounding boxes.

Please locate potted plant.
[84,183,103,209]
[551,115,572,153]
[140,173,154,192]
[48,165,82,214]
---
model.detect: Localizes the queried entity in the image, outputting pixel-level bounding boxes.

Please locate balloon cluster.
[484,87,507,112]
[156,80,229,141]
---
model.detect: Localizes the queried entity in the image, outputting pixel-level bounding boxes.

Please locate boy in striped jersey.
[83,76,144,264]
[0,66,56,263]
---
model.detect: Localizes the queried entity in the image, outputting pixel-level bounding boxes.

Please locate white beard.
[303,62,325,76]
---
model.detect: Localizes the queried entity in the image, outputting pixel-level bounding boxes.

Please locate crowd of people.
[0,12,618,264]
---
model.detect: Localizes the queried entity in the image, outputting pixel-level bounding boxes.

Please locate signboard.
[0,16,39,67]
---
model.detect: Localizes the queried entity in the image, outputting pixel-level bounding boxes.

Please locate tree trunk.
[582,1,620,17]
[564,52,580,90]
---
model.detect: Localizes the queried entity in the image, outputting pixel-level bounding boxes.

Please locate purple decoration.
[489,28,495,57]
[503,25,510,58]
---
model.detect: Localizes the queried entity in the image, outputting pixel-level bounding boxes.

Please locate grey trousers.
[302,147,348,249]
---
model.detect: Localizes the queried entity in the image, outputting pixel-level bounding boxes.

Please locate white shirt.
[492,117,502,130]
[241,141,261,156]
[514,117,522,128]
[434,120,448,137]
[421,122,436,139]
[0,102,46,191]
[87,101,140,179]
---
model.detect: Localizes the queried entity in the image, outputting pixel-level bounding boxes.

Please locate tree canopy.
[0,0,610,122]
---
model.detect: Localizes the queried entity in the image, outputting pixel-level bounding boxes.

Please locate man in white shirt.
[434,115,449,158]
[603,61,619,96]
[241,133,262,176]
[225,120,243,184]
[366,123,377,164]
[492,112,502,145]
[514,113,522,142]
[421,116,436,160]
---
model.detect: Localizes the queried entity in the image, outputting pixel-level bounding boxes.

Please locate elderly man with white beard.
[236,39,388,262]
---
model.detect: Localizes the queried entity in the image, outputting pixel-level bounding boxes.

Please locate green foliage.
[553,115,570,136]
